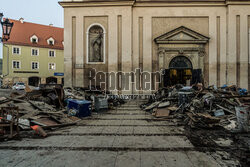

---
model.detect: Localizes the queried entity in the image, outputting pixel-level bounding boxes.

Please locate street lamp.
[0,12,14,80]
[0,13,14,42]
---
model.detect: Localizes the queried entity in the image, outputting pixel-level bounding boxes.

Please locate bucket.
[235,106,250,132]
[178,92,193,106]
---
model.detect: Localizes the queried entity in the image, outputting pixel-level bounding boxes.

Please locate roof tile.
[3,19,64,50]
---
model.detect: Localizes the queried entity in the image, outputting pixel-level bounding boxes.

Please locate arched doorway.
[28,77,40,87]
[165,56,193,86]
[46,77,57,84]
[155,26,209,88]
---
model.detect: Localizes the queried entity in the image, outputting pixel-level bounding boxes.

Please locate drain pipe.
[3,43,9,77]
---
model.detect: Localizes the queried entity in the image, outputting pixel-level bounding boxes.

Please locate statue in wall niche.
[92,34,103,62]
[89,25,104,62]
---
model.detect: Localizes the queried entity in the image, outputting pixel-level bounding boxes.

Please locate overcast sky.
[0,0,63,58]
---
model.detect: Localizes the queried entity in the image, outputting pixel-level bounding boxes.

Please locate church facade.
[60,0,250,94]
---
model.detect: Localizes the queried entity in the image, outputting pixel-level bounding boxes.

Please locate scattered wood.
[167,106,178,111]
[216,104,235,115]
[158,101,170,108]
[230,91,242,106]
[141,83,248,129]
[28,100,43,111]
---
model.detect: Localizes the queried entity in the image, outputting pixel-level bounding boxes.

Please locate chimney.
[19,17,24,23]
[49,23,53,27]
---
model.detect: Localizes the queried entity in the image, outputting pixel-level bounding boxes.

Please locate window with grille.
[13,47,21,55]
[48,63,56,70]
[31,49,39,56]
[32,62,39,69]
[49,50,55,57]
[13,61,20,69]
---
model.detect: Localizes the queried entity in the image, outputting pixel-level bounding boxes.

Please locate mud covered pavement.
[0,100,242,167]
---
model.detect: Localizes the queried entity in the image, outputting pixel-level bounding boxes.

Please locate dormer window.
[32,38,37,43]
[49,40,53,45]
[47,37,55,45]
[30,35,38,44]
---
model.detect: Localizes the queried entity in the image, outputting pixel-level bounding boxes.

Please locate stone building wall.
[60,0,250,94]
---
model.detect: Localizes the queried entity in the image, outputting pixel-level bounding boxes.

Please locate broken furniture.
[141,83,250,131]
[26,84,65,109]
[0,106,19,139]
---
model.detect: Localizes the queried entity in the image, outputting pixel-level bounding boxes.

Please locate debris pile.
[0,84,81,140]
[141,84,250,166]
[64,87,125,111]
[0,107,20,139]
[0,84,126,140]
[141,84,250,131]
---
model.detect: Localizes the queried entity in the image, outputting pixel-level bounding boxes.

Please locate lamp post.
[0,13,14,82]
[0,13,14,42]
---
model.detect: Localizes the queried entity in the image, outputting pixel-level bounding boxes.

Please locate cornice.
[59,1,135,7]
[59,0,250,8]
[134,2,226,7]
[226,0,250,5]
[3,42,64,50]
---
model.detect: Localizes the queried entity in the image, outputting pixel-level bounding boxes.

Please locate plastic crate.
[95,96,108,111]
[67,99,91,117]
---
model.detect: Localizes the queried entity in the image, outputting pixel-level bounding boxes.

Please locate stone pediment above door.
[154,26,209,44]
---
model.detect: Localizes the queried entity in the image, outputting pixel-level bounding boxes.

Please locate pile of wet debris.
[0,84,125,140]
[141,84,249,130]
[141,83,250,166]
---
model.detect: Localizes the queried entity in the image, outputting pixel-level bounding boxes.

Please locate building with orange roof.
[2,18,64,86]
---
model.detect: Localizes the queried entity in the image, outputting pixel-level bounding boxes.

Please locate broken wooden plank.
[186,112,198,122]
[215,104,235,115]
[28,100,43,111]
[158,101,170,108]
[230,91,242,106]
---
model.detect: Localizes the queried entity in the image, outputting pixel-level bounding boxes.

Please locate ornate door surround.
[154,26,209,85]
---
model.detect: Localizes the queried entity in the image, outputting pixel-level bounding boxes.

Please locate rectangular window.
[13,47,21,55]
[48,63,56,70]
[31,49,39,56]
[12,61,20,69]
[49,50,55,57]
[32,62,39,69]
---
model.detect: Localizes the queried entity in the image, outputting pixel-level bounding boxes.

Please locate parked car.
[12,82,26,90]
